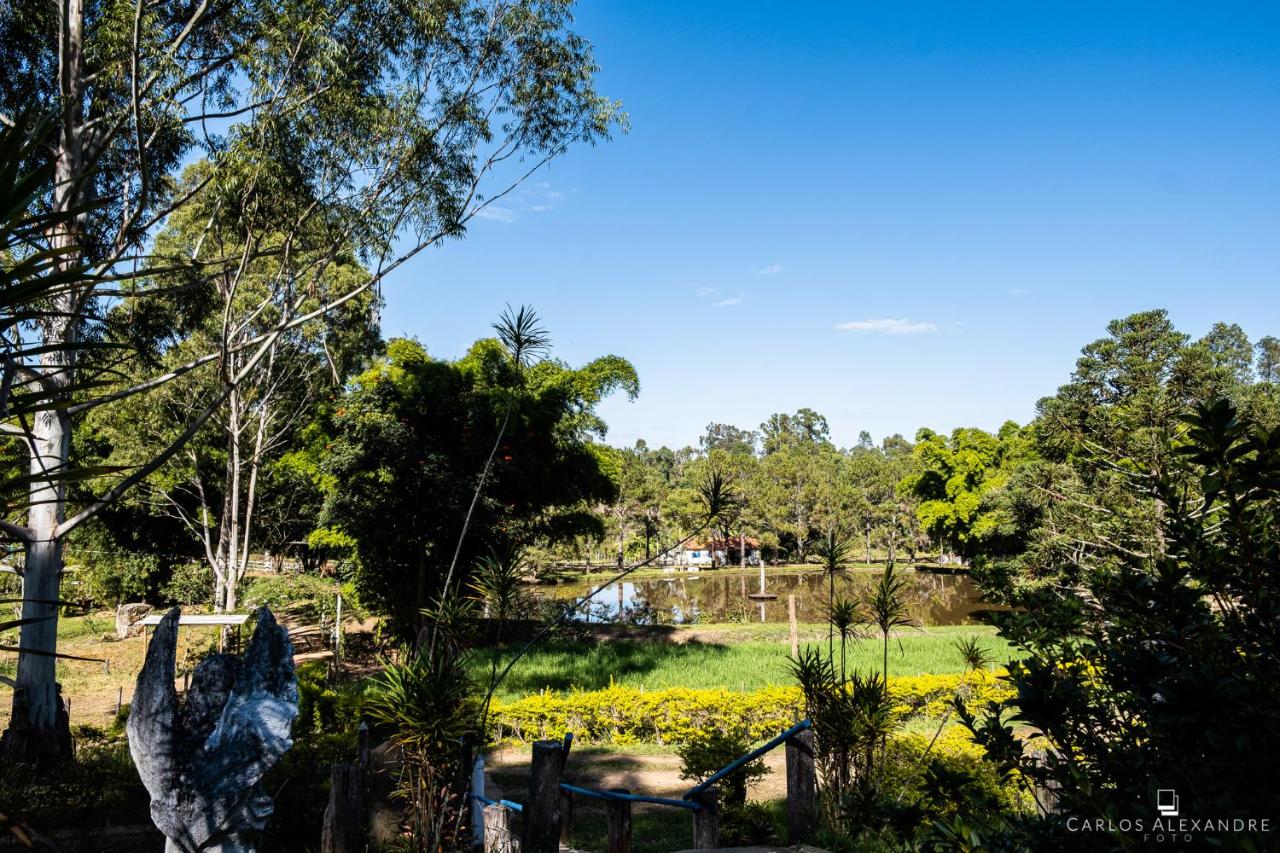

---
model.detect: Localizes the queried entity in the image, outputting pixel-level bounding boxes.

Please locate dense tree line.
[588,311,1280,589]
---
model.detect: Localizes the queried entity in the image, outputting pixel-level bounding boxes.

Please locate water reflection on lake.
[545,568,988,627]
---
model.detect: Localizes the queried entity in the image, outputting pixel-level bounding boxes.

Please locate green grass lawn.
[472,626,1012,700]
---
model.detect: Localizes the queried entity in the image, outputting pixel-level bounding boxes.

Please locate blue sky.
[381,1,1280,450]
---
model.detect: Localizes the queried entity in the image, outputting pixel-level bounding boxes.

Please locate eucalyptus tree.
[86,193,379,614]
[0,0,621,763]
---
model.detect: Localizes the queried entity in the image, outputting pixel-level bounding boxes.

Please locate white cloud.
[695,286,717,297]
[753,263,785,275]
[474,182,570,223]
[714,297,743,307]
[475,205,517,223]
[834,318,938,335]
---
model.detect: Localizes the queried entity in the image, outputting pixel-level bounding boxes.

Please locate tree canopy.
[317,335,637,638]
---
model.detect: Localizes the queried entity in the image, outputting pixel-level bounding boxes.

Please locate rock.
[116,602,153,639]
[127,607,298,853]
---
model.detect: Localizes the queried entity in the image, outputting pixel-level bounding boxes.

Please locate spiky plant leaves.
[493,304,551,370]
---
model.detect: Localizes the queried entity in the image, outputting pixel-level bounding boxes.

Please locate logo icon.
[1157,789,1180,817]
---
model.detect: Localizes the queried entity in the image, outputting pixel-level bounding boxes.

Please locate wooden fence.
[473,720,816,853]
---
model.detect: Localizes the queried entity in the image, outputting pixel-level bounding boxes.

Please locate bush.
[68,548,161,609]
[677,726,767,807]
[0,726,150,835]
[295,661,370,735]
[162,560,214,607]
[488,671,1012,746]
[241,572,363,625]
[259,729,359,851]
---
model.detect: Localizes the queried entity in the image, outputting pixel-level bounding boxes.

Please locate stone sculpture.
[128,607,298,852]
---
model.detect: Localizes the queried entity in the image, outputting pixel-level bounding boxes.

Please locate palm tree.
[811,528,856,664]
[827,596,865,682]
[864,561,918,695]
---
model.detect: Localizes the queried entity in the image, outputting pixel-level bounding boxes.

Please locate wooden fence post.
[788,595,799,659]
[321,763,363,853]
[522,739,567,853]
[484,803,519,853]
[558,787,574,846]
[606,789,632,853]
[357,720,370,772]
[691,789,720,850]
[785,728,816,842]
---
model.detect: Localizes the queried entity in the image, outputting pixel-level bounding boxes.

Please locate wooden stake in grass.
[788,595,799,659]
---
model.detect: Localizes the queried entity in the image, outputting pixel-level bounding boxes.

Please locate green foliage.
[676,725,768,807]
[985,309,1280,592]
[240,572,362,625]
[320,335,637,640]
[488,673,1014,746]
[294,662,368,736]
[902,422,1031,558]
[160,561,214,607]
[962,398,1280,846]
[259,729,359,851]
[67,545,160,610]
[0,726,149,836]
[365,646,481,848]
[720,800,785,847]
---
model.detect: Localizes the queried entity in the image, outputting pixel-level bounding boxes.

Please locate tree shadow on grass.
[484,638,734,696]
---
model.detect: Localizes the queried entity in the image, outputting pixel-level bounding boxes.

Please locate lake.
[543,566,989,627]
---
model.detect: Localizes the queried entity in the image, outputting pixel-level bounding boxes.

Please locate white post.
[471,754,486,845]
[334,591,343,660]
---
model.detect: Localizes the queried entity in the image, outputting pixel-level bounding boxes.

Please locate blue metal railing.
[540,718,813,814]
[558,782,700,811]
[683,718,812,799]
[471,793,524,812]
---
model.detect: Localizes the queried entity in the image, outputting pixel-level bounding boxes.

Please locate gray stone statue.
[128,607,298,852]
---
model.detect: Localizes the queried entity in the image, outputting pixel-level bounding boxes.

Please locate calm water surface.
[545,567,988,627]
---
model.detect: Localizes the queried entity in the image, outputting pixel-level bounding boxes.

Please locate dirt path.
[485,744,790,805]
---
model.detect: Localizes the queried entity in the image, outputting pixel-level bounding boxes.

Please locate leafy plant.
[160,561,215,608]
[960,398,1280,845]
[676,726,768,808]
[811,529,856,662]
[792,646,898,834]
[865,562,920,694]
[827,596,866,682]
[365,646,480,850]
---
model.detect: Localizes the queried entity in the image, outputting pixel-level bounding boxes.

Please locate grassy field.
[471,625,1012,700]
[0,611,234,728]
[2,610,1012,726]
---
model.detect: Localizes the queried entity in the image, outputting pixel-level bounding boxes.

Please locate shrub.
[162,560,214,607]
[488,671,1012,746]
[68,548,161,609]
[677,726,767,807]
[0,726,150,834]
[295,661,370,735]
[241,572,363,625]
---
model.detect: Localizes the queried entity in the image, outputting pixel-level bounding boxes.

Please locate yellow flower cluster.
[488,670,1012,745]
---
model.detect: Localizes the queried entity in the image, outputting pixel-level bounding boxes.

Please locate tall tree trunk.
[3,411,74,763]
[2,0,84,762]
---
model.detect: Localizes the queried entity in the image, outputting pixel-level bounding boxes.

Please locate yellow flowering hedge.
[489,670,1012,745]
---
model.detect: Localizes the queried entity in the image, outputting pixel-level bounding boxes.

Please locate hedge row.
[489,670,1012,745]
